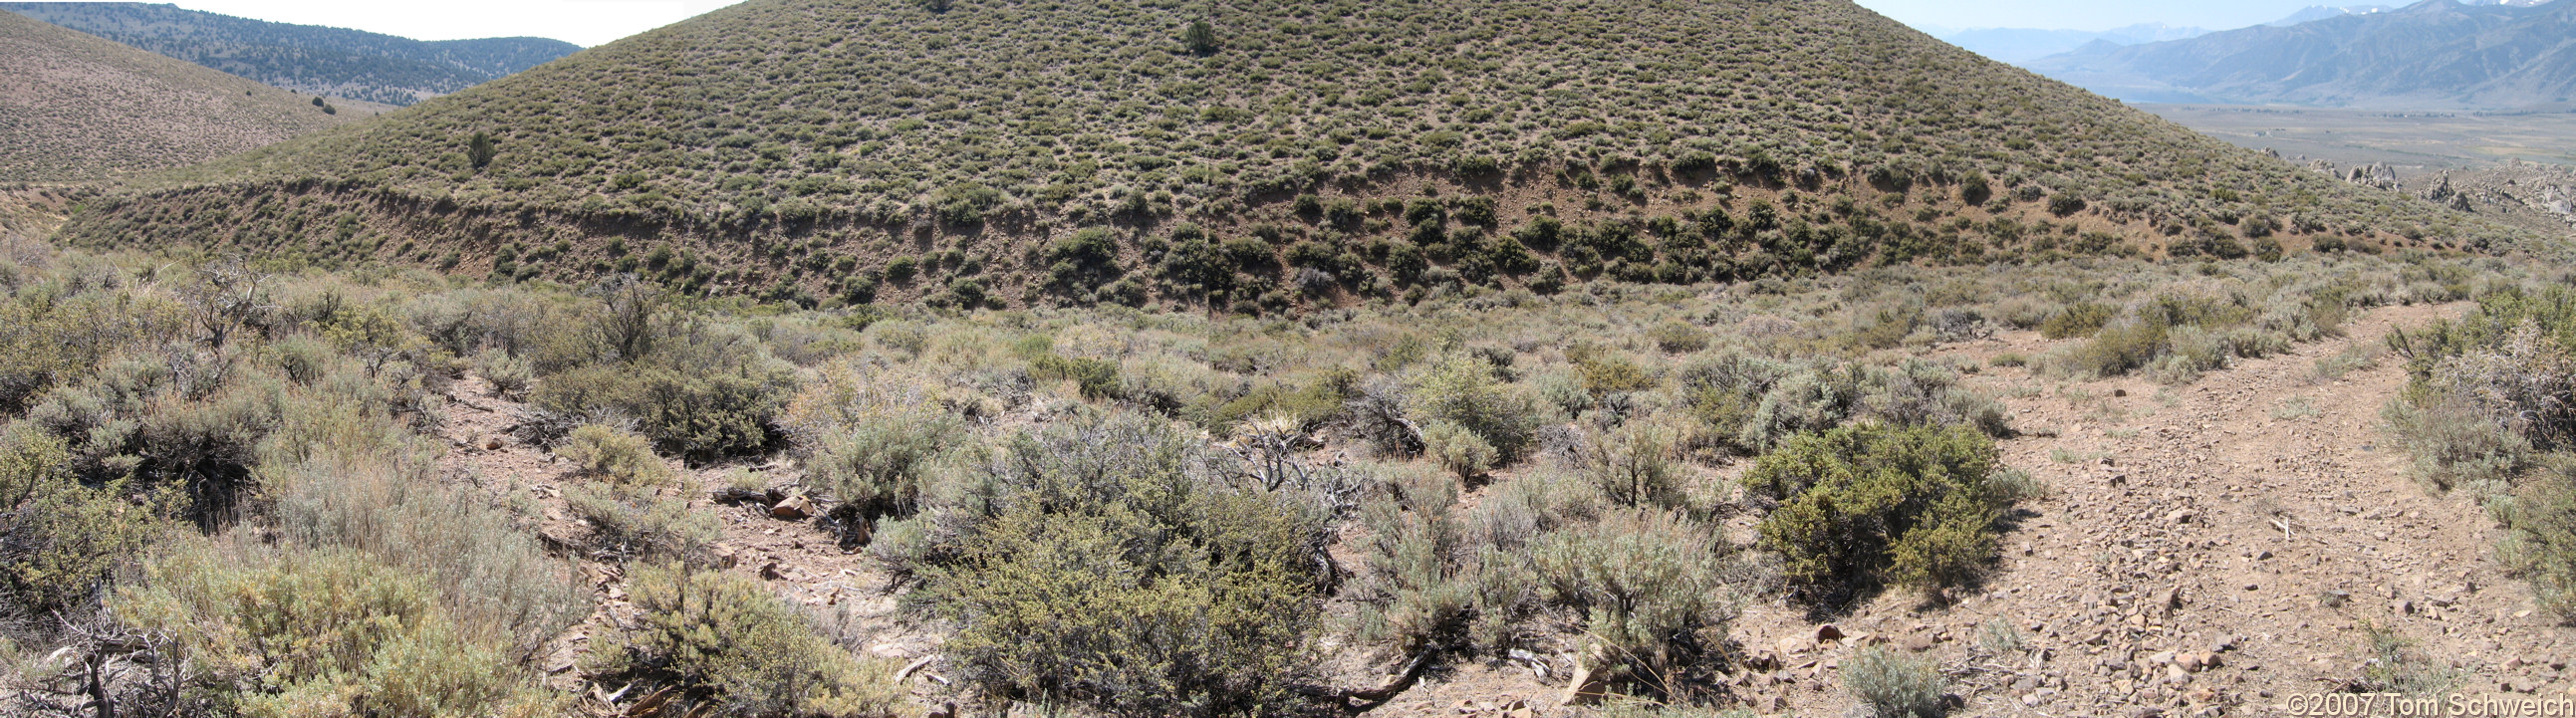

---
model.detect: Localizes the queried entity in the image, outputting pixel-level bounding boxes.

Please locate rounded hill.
[58,0,2522,309]
[0,9,371,182]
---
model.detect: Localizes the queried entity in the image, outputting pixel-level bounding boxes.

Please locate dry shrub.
[1532,508,1737,695]
[1844,645,1948,718]
[585,564,906,717]
[557,423,673,486]
[115,543,559,717]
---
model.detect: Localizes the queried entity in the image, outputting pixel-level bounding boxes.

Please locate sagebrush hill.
[1,2,580,107]
[0,9,372,182]
[2032,0,2576,109]
[58,0,2524,310]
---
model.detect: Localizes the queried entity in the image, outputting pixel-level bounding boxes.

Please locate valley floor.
[412,299,2560,717]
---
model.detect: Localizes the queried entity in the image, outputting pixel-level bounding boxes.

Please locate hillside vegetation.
[58,0,2523,311]
[2,2,580,107]
[0,10,369,183]
[0,231,2511,715]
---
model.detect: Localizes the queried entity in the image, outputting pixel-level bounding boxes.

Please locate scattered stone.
[770,495,814,520]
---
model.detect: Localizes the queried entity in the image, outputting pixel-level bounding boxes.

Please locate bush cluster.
[886,412,1329,715]
[1746,423,2016,600]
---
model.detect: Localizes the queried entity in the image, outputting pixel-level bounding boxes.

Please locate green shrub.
[1421,419,1497,480]
[1532,508,1735,693]
[2038,302,2113,340]
[473,349,534,397]
[1844,645,1948,718]
[4,468,171,616]
[1649,322,1709,354]
[1408,354,1541,462]
[116,544,546,717]
[1748,423,2009,599]
[557,424,673,486]
[567,484,720,566]
[0,421,70,510]
[587,564,905,717]
[531,360,793,458]
[1030,352,1121,399]
[1567,420,1684,511]
[1575,353,1658,395]
[805,407,962,528]
[904,412,1326,715]
[2053,317,2169,378]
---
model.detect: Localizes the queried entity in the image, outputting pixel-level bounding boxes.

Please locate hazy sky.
[164,0,752,47]
[1852,0,2384,33]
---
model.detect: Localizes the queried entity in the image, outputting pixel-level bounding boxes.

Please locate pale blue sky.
[1853,0,2377,33]
[159,1,2373,47]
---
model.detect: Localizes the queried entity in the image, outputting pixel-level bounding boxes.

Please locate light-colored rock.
[770,495,814,520]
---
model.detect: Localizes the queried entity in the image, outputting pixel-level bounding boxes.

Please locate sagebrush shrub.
[587,564,904,718]
[1844,645,1948,718]
[805,406,962,528]
[1567,420,1684,510]
[1533,508,1735,692]
[1421,418,1497,479]
[1408,353,1541,463]
[473,348,534,397]
[2501,460,2576,620]
[557,423,672,486]
[1748,423,2009,598]
[567,484,719,566]
[906,412,1327,715]
[116,544,547,717]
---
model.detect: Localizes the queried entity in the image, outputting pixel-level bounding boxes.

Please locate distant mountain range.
[2265,6,2394,27]
[1934,24,2208,64]
[0,2,579,107]
[2027,0,2576,109]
